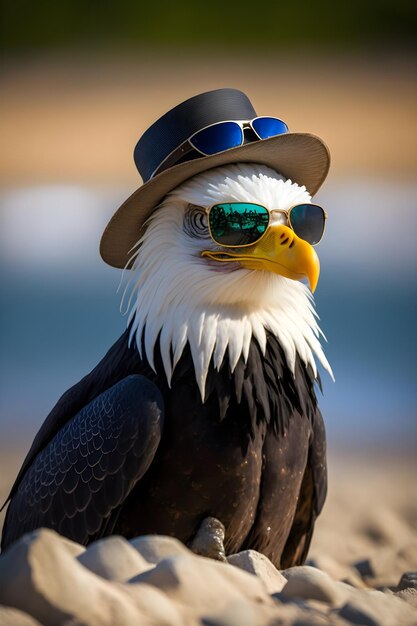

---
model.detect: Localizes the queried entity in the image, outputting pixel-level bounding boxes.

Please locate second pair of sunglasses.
[207,202,327,247]
[151,117,289,178]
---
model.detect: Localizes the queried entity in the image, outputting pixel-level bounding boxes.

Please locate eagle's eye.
[184,204,209,239]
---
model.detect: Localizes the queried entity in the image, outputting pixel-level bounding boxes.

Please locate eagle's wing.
[280,406,327,568]
[1,374,164,550]
[3,329,141,507]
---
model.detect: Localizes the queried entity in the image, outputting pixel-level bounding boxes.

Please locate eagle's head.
[124,163,333,399]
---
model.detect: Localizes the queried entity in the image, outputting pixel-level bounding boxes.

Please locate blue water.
[0,181,416,447]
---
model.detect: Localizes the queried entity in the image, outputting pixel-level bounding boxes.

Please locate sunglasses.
[151,117,289,178]
[206,202,327,248]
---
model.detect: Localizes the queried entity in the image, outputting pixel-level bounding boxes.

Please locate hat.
[100,88,330,268]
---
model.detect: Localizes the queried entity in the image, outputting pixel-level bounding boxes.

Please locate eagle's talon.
[189,516,227,562]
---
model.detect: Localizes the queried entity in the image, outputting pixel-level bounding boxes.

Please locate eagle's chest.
[119,377,269,550]
[116,333,316,552]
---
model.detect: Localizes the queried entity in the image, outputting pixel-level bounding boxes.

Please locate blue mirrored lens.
[251,117,288,139]
[190,122,243,155]
[209,202,269,246]
[289,203,325,245]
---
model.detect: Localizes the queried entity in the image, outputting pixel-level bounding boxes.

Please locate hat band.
[150,116,289,179]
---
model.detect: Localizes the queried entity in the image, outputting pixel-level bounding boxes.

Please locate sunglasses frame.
[206,201,327,249]
[151,116,289,179]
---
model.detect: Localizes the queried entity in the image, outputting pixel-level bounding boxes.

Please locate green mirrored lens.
[289,203,325,245]
[209,203,269,246]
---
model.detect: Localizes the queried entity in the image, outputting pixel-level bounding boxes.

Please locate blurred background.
[1,1,416,531]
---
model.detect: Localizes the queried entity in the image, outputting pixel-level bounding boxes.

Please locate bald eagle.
[1,163,332,568]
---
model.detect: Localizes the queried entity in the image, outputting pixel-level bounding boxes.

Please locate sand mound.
[0,527,416,626]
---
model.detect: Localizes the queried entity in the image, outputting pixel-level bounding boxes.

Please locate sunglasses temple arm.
[151,140,195,178]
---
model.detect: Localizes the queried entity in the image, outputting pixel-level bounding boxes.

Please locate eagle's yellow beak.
[202,225,320,292]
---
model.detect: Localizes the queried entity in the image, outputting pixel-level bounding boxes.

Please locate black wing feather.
[1,375,164,550]
[3,329,142,508]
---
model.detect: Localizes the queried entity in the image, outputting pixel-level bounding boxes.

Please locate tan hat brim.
[100,132,330,268]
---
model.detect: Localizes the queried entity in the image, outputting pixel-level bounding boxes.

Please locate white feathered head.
[122,163,333,399]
